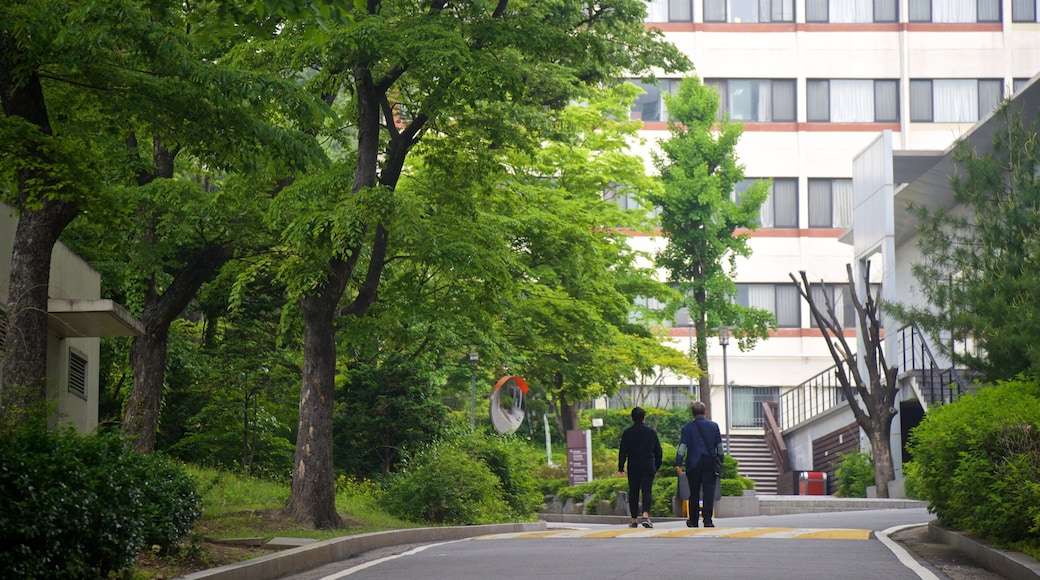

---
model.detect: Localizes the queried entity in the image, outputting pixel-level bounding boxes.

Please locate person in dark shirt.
[675,401,723,527]
[617,406,663,528]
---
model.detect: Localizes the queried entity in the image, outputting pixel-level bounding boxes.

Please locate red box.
[798,471,828,495]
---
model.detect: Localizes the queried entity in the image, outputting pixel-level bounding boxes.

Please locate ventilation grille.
[68,349,87,399]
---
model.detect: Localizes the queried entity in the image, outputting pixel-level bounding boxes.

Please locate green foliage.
[834,451,876,498]
[0,427,200,578]
[906,377,1040,544]
[890,104,1040,382]
[379,444,511,526]
[334,355,450,479]
[647,75,775,369]
[378,432,540,525]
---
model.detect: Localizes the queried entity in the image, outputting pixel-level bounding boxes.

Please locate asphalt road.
[284,508,1005,580]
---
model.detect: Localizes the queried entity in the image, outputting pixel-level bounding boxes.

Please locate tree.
[254,0,687,528]
[790,265,898,497]
[646,75,775,418]
[0,1,319,428]
[888,102,1040,383]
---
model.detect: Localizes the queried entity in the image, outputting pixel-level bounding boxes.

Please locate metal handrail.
[897,325,967,406]
[778,356,852,430]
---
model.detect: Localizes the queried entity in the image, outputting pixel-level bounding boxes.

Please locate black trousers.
[685,455,718,521]
[627,471,654,517]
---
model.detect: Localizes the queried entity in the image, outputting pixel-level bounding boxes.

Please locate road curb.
[175,522,546,580]
[927,521,1040,580]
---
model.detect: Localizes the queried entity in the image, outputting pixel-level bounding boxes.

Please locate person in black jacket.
[617,406,663,528]
[675,401,723,527]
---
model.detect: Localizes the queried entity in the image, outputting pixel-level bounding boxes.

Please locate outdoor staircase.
[727,434,778,495]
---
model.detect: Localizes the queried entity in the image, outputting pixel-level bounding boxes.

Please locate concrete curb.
[927,521,1040,580]
[175,522,546,580]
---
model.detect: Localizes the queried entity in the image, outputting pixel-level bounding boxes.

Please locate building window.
[737,283,801,327]
[908,0,1001,22]
[628,78,680,122]
[808,179,853,228]
[1014,78,1032,94]
[736,179,798,228]
[604,184,662,218]
[1012,0,1037,20]
[68,349,88,400]
[805,0,898,21]
[731,386,780,428]
[910,79,1003,123]
[807,80,899,123]
[707,80,796,122]
[809,284,856,327]
[705,0,795,21]
[647,0,696,21]
[609,385,698,410]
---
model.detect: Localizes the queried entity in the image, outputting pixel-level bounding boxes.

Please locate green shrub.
[834,451,875,498]
[379,442,511,525]
[456,434,542,521]
[0,427,201,578]
[906,377,1040,544]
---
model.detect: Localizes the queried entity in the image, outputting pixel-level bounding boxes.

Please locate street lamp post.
[469,351,479,430]
[717,327,731,455]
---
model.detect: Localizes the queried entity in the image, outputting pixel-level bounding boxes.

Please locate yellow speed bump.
[795,529,873,540]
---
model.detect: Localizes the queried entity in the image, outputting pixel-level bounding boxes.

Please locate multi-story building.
[609,0,1040,491]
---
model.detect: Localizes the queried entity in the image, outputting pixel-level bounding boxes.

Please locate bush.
[455,435,543,521]
[834,451,875,498]
[0,427,201,578]
[906,377,1040,544]
[379,440,511,525]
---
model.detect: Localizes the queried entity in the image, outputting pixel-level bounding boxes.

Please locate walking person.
[617,407,663,528]
[675,401,723,527]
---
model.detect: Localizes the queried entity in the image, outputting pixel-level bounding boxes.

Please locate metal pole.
[723,341,730,455]
[469,351,478,430]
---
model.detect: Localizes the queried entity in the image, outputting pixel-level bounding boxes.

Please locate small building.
[1,203,143,433]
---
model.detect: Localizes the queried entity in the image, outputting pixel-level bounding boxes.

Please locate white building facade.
[615,0,1040,445]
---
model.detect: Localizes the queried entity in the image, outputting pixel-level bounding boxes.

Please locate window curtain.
[1012,0,1037,20]
[908,0,931,20]
[756,80,772,122]
[808,284,830,327]
[933,79,976,122]
[773,180,798,227]
[909,80,933,121]
[705,0,728,20]
[874,0,898,20]
[731,387,756,429]
[977,80,1002,119]
[831,80,874,123]
[807,80,830,121]
[933,0,975,21]
[976,0,1000,20]
[648,0,670,21]
[748,285,775,312]
[831,0,872,22]
[670,0,694,21]
[772,80,797,122]
[806,0,829,20]
[833,179,853,228]
[808,179,833,227]
[771,0,795,20]
[775,285,801,327]
[874,80,898,122]
[759,185,775,227]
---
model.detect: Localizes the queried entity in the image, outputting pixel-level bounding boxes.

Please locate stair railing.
[761,401,791,474]
[897,325,967,406]
[778,356,852,430]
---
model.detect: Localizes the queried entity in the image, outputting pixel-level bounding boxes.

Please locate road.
[283,508,1001,580]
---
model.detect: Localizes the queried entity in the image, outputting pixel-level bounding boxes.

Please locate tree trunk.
[694,280,712,418]
[867,415,896,498]
[1,203,79,426]
[123,327,168,452]
[0,42,80,426]
[121,244,234,452]
[283,286,344,529]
